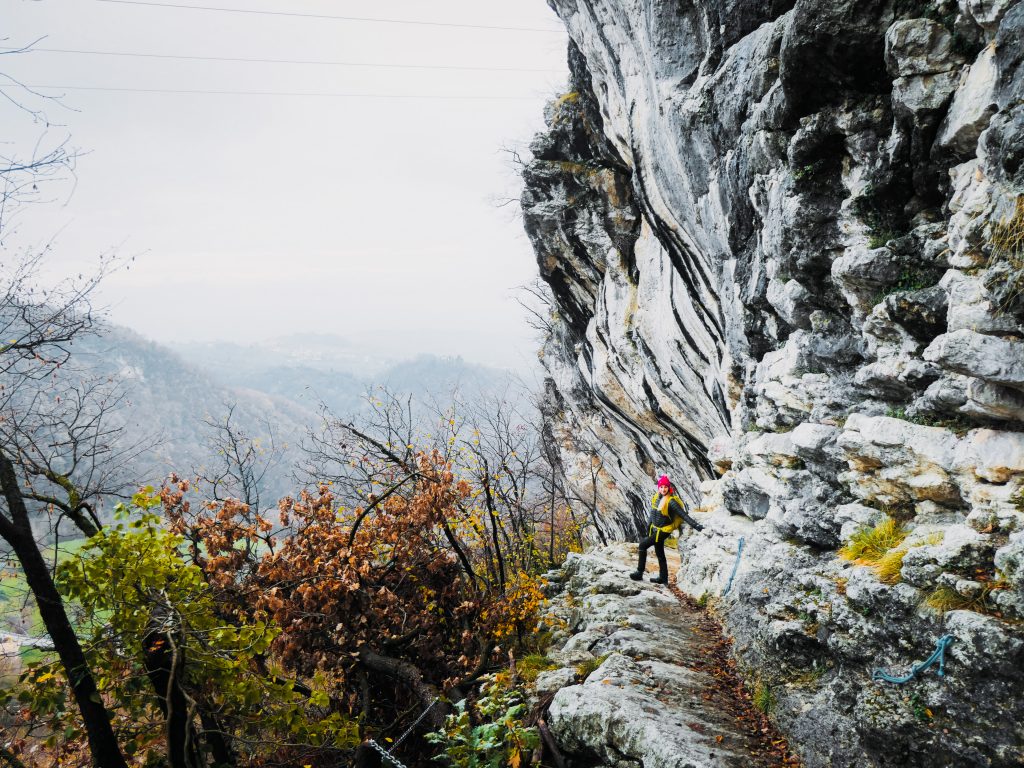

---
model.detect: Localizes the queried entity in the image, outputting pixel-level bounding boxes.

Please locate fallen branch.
[538,718,566,768]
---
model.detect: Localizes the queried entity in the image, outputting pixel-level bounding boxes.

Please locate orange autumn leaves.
[162,448,545,709]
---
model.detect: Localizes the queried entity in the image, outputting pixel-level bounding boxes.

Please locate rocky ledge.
[537,545,794,768]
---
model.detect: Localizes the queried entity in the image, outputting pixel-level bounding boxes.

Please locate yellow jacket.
[647,493,703,541]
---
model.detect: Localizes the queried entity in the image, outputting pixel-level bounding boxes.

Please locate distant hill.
[171,335,527,416]
[169,333,397,379]
[53,328,527,512]
[71,326,314,505]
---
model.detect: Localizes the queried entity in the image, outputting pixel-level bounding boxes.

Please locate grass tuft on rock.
[925,583,1006,615]
[752,681,777,714]
[875,548,907,585]
[985,196,1024,316]
[839,517,908,565]
[574,653,610,681]
[516,653,558,684]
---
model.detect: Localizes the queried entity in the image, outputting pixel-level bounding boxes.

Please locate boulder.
[883,285,948,341]
[952,428,1024,483]
[959,0,1019,37]
[838,415,962,505]
[885,19,963,77]
[942,269,1022,335]
[832,246,901,297]
[790,422,842,463]
[900,525,991,587]
[964,379,1024,421]
[924,329,1024,390]
[892,72,961,122]
[767,277,814,328]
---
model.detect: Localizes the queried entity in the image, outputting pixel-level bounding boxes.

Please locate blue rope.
[722,536,745,595]
[872,634,955,684]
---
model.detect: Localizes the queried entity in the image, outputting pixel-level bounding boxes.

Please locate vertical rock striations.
[521,0,1024,765]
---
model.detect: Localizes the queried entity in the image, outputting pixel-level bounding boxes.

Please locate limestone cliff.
[521,0,1024,765]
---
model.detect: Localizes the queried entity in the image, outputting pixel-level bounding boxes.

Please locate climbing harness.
[722,536,745,595]
[872,634,955,684]
[366,696,440,767]
[648,523,671,544]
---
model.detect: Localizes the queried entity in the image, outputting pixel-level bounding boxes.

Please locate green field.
[0,538,89,638]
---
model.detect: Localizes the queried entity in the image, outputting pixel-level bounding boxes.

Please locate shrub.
[426,685,539,768]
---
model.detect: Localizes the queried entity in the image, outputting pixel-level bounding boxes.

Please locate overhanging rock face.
[521,0,1024,765]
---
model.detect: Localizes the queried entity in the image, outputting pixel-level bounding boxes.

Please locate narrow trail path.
[664,552,799,768]
[539,544,800,768]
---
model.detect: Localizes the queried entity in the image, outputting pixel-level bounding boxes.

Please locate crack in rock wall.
[521,0,1024,765]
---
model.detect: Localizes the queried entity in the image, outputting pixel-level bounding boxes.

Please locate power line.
[1,84,542,99]
[93,0,567,33]
[2,46,565,74]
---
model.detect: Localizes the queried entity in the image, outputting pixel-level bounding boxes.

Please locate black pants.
[636,533,668,580]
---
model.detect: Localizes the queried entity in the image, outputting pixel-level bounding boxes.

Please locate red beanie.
[657,475,671,488]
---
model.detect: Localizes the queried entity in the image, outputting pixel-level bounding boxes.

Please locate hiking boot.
[649,576,668,585]
[628,572,643,581]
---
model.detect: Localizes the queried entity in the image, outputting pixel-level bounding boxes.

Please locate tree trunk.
[357,650,449,730]
[480,467,506,590]
[198,710,236,768]
[15,532,129,768]
[0,453,129,768]
[143,623,205,768]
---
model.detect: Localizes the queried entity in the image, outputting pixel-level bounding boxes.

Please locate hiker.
[630,474,703,584]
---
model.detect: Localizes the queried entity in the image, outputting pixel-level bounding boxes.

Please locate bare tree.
[196,403,282,513]
[0,256,130,768]
[0,41,79,239]
[301,382,594,592]
[515,278,556,337]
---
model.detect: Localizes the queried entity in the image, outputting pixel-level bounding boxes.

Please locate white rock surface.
[924,328,1024,389]
[935,45,999,155]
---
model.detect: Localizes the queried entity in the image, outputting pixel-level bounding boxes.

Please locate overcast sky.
[2,0,568,369]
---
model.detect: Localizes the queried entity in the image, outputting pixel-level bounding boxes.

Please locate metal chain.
[392,696,440,748]
[364,696,441,768]
[366,739,408,768]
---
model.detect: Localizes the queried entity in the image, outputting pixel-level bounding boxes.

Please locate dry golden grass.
[875,548,907,585]
[987,196,1024,314]
[925,581,1009,615]
[839,517,908,564]
[991,196,1024,262]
